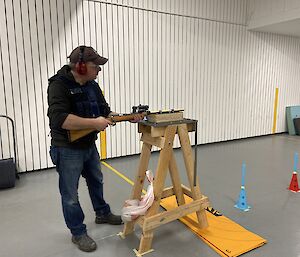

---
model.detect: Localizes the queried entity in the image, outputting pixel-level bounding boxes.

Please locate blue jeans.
[50,144,111,236]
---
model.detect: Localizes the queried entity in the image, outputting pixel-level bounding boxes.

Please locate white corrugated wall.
[0,0,300,172]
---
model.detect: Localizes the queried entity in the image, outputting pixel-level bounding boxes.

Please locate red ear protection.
[75,46,87,75]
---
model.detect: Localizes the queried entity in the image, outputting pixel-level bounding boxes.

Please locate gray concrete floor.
[1,134,300,257]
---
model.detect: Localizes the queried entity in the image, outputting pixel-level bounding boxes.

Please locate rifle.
[68,104,149,142]
[68,105,184,142]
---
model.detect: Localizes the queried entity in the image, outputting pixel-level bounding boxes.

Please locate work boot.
[71,233,97,252]
[95,212,123,225]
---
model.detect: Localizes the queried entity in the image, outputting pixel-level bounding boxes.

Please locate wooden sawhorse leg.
[122,142,152,236]
[137,125,177,254]
[178,124,208,228]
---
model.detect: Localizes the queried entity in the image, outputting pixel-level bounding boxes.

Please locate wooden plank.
[177,124,200,195]
[181,184,193,198]
[145,125,177,218]
[150,126,167,137]
[161,186,175,199]
[143,196,209,232]
[138,123,168,137]
[122,142,152,236]
[138,123,151,134]
[177,123,208,229]
[138,123,166,137]
[138,122,195,137]
[131,142,152,199]
[138,229,154,255]
[169,151,185,206]
[140,133,165,149]
[161,185,206,200]
[147,112,183,123]
[136,216,145,228]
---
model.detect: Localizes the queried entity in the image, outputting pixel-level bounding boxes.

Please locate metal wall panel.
[0,0,300,171]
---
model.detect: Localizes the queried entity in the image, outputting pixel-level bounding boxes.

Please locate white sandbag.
[121,170,154,222]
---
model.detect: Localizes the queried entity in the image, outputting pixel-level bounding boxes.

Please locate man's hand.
[94,117,113,131]
[130,113,144,123]
[62,114,113,131]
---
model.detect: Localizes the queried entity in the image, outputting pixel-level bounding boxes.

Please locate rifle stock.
[68,112,147,142]
[68,128,96,142]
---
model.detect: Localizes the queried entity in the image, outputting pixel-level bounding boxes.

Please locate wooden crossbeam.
[142,196,209,232]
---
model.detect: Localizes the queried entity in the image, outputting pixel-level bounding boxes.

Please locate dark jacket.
[47,65,111,148]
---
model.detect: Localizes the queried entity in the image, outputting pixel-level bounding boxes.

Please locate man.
[47,46,141,252]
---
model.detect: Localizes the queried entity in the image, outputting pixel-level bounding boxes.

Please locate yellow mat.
[160,196,267,257]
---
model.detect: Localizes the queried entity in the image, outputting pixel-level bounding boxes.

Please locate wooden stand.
[121,119,209,255]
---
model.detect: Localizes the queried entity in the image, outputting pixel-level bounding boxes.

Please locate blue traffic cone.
[234,162,251,211]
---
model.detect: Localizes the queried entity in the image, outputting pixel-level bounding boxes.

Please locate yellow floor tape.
[160,195,267,257]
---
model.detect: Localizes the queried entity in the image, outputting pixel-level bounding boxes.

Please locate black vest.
[56,76,110,118]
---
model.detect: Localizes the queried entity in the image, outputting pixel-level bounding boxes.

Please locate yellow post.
[272,87,279,134]
[100,131,107,159]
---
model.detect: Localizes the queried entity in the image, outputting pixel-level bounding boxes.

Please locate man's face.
[85,61,102,80]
